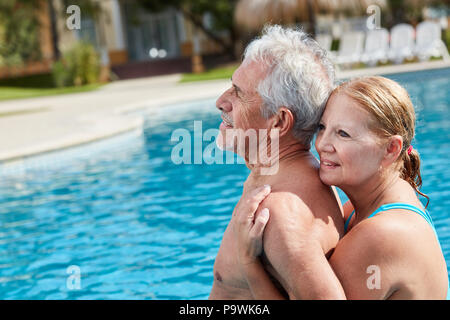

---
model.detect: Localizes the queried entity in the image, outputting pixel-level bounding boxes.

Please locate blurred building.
[1,0,448,81]
[0,0,228,80]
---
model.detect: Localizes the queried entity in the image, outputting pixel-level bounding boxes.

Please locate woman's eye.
[338,130,350,138]
[317,124,325,131]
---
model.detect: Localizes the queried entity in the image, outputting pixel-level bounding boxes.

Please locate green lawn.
[0,73,103,101]
[179,64,238,83]
[0,83,103,101]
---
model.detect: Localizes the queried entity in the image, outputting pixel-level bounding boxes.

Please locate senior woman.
[233,76,449,299]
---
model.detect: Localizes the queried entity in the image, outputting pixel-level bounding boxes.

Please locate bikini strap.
[344,203,433,233]
[344,211,355,233]
[368,203,434,227]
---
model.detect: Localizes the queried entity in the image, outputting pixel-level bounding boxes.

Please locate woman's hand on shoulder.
[232,185,271,267]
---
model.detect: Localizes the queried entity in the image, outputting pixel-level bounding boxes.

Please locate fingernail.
[263,184,271,191]
[260,208,269,218]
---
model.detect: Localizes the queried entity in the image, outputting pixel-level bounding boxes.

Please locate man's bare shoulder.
[259,192,316,243]
[258,191,339,296]
[259,185,342,234]
[262,191,313,216]
[259,188,343,259]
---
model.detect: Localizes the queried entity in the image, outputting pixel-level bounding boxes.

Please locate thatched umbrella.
[234,0,317,34]
[234,0,387,34]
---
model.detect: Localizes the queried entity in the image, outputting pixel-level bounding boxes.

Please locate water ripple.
[0,74,449,299]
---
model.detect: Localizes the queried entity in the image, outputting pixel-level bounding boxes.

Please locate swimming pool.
[0,68,449,299]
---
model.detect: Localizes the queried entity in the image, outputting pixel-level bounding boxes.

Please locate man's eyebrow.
[230,78,242,94]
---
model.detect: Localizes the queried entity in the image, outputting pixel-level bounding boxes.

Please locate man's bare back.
[209,153,345,299]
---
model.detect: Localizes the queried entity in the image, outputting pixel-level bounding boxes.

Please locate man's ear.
[382,135,403,166]
[270,107,294,137]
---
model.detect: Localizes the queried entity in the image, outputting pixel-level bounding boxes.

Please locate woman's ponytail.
[401,147,429,208]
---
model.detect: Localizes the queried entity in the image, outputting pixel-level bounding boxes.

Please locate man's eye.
[338,130,350,138]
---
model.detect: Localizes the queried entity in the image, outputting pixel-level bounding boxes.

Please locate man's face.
[215,60,269,152]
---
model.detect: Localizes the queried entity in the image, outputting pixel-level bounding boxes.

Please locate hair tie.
[407,145,413,155]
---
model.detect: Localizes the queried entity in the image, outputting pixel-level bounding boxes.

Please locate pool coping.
[336,59,450,80]
[0,60,448,164]
[114,59,450,115]
[0,116,144,163]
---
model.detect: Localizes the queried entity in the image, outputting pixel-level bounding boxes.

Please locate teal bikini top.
[344,202,434,233]
[344,202,450,300]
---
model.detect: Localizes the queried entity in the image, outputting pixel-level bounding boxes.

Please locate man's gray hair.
[243,25,335,146]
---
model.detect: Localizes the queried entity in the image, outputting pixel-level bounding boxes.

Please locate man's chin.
[216,129,236,152]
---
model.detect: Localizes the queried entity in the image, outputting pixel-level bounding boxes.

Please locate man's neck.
[245,140,311,186]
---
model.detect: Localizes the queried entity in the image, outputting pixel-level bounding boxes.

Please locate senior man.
[209,25,345,300]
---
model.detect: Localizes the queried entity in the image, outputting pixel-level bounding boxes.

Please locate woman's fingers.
[233,187,271,264]
[250,208,270,239]
[243,208,270,259]
[239,185,271,221]
[250,184,271,202]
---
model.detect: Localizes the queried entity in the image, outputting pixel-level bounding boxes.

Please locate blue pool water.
[0,68,449,299]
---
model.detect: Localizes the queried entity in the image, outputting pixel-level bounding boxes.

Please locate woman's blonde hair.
[332,76,429,206]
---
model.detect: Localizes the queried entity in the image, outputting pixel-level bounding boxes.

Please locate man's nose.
[216,91,232,113]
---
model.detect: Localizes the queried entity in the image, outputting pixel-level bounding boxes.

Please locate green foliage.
[445,29,450,52]
[187,0,237,32]
[52,41,100,87]
[0,0,42,67]
[0,73,55,88]
[386,0,449,26]
[138,0,238,57]
[52,60,70,88]
[62,0,102,19]
[330,39,340,52]
[140,0,236,31]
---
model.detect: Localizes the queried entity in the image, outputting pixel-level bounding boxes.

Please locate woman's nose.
[316,133,334,153]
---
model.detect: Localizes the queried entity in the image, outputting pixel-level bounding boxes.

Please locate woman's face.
[315,93,386,188]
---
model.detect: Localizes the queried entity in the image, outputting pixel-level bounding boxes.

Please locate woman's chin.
[319,171,337,187]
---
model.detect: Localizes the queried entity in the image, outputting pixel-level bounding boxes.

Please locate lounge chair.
[316,34,332,51]
[361,28,389,67]
[335,31,365,67]
[415,20,449,61]
[388,23,415,64]
[315,33,337,60]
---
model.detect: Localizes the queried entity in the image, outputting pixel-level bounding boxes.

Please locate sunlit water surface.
[0,68,449,299]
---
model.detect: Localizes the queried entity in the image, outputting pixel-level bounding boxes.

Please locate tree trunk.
[48,0,60,61]
[306,0,316,38]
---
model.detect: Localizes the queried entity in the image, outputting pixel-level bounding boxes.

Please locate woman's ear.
[382,135,403,166]
[270,107,294,138]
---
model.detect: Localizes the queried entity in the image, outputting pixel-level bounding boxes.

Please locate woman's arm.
[233,185,347,300]
[241,259,286,300]
[232,186,286,299]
